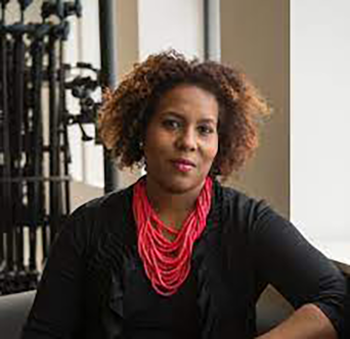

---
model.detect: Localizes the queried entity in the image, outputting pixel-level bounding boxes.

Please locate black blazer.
[22,180,346,338]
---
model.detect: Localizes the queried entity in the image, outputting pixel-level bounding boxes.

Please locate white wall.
[64,2,105,209]
[79,1,104,188]
[138,0,204,60]
[65,1,104,191]
[291,0,350,262]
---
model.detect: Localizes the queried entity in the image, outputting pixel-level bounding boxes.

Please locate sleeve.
[251,202,347,335]
[21,206,91,339]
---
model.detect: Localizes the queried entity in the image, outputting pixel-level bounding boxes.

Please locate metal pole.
[203,0,210,60]
[1,0,12,272]
[98,0,118,193]
[203,0,221,62]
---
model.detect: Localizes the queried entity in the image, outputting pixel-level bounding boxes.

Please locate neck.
[145,178,205,229]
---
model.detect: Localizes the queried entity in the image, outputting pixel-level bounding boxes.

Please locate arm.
[21,207,90,338]
[252,204,346,339]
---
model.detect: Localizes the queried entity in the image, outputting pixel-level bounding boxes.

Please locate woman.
[22,50,346,338]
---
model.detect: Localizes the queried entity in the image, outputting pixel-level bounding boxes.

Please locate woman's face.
[144,84,219,195]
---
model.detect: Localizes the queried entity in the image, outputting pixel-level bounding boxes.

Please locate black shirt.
[22,180,346,338]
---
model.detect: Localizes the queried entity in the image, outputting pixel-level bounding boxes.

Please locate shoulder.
[212,181,290,245]
[214,181,269,227]
[70,184,133,222]
[61,185,134,250]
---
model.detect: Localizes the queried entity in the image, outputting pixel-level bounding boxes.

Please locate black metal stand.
[98,0,118,193]
[0,0,101,295]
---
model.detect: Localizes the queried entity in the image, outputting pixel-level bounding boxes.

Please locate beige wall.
[114,0,143,189]
[116,0,139,80]
[220,0,290,218]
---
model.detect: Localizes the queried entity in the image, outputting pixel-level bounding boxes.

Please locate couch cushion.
[0,290,36,339]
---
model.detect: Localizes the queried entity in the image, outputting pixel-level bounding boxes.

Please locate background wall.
[220,0,290,218]
[65,1,104,209]
[291,0,350,263]
[138,0,204,60]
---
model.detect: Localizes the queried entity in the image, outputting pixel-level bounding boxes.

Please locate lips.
[171,159,196,172]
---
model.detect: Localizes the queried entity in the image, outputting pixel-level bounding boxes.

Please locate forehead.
[154,84,219,120]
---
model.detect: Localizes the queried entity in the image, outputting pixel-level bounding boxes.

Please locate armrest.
[256,284,294,335]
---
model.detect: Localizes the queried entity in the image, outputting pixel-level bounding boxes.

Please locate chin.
[163,176,205,195]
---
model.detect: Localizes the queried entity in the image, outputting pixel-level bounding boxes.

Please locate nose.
[175,127,197,151]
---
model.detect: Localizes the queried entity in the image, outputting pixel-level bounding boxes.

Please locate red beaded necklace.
[133,177,213,296]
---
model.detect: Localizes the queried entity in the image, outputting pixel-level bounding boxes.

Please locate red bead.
[133,177,213,296]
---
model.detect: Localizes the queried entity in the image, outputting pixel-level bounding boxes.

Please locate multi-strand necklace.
[133,177,213,296]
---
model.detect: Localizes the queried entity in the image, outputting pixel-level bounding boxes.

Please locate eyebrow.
[160,111,218,124]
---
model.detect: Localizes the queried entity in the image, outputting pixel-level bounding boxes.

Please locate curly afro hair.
[98,50,270,179]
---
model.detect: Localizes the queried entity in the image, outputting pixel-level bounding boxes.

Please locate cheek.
[209,147,219,163]
[203,139,219,165]
[144,130,170,161]
[210,136,219,158]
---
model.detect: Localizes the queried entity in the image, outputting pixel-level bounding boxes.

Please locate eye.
[197,124,215,136]
[162,118,181,130]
